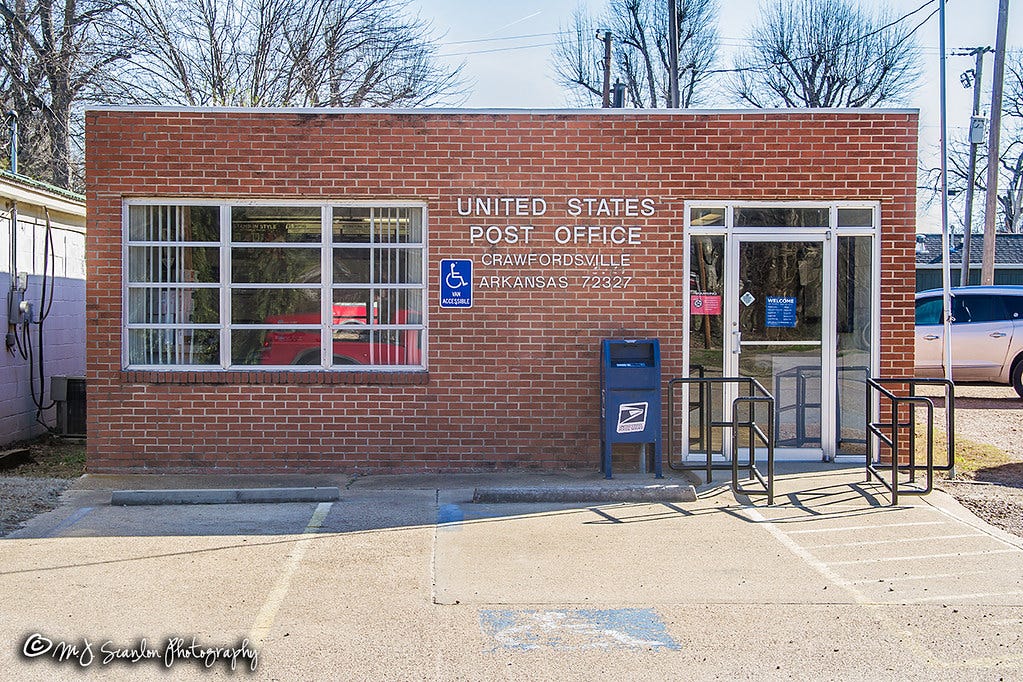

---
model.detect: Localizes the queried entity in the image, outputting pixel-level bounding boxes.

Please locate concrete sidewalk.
[2,462,1022,680]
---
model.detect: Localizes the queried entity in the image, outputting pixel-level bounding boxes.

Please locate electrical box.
[7,289,25,325]
[599,339,662,478]
[51,376,87,436]
[970,116,987,145]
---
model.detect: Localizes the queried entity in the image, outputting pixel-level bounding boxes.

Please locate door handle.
[923,334,940,340]
[990,332,1007,338]
[732,330,741,354]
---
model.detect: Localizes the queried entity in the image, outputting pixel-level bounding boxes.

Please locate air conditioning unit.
[51,376,86,436]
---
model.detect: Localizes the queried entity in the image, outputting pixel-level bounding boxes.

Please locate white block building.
[1,170,86,446]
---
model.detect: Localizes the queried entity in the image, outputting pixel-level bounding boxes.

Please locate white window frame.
[123,198,428,371]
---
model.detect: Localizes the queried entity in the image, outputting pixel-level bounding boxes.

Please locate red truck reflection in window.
[259,304,421,366]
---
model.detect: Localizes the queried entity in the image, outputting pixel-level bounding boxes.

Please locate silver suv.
[915,285,1023,397]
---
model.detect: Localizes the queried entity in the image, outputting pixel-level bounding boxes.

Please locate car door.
[914,295,944,376]
[950,294,1012,380]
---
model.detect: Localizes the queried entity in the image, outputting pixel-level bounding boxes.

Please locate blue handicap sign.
[440,259,473,308]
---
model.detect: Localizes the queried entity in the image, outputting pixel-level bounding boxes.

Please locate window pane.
[375,248,423,284]
[375,288,423,324]
[1003,295,1023,320]
[374,329,422,365]
[375,207,422,244]
[330,327,372,365]
[231,206,321,243]
[915,297,942,325]
[233,328,322,365]
[334,248,371,283]
[128,287,219,324]
[734,207,828,227]
[331,289,374,324]
[128,329,219,365]
[953,295,1007,324]
[837,208,873,227]
[232,247,321,283]
[128,246,220,283]
[690,207,725,227]
[129,205,219,242]
[333,207,373,243]
[332,207,423,244]
[231,288,320,324]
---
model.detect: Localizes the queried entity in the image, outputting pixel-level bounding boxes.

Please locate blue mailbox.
[600,339,662,478]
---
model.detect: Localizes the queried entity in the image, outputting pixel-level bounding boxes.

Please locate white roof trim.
[0,177,86,218]
[86,105,919,116]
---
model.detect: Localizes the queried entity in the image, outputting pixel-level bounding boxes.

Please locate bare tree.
[552,0,718,108]
[119,0,462,107]
[0,0,129,188]
[925,51,1023,234]
[731,0,921,108]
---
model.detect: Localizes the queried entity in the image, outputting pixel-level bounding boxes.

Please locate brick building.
[85,108,918,473]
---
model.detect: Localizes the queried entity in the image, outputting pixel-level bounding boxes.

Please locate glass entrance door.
[730,238,826,454]
[685,203,879,464]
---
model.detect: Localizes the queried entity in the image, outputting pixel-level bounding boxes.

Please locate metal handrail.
[667,376,775,504]
[866,377,953,505]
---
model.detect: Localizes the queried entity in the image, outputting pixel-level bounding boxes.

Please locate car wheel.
[1012,357,1023,399]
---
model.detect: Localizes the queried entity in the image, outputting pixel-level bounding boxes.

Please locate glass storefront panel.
[836,236,873,455]
[687,235,725,456]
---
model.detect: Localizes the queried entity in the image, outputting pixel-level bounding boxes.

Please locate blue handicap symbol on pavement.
[440,259,473,308]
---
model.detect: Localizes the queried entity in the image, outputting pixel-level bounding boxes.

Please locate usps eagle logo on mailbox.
[616,402,649,434]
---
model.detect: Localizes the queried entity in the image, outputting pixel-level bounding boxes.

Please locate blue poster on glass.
[765,296,797,328]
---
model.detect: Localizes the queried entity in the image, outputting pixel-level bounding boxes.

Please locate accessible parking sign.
[440,259,473,308]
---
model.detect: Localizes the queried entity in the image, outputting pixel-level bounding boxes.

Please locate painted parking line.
[827,548,1019,566]
[785,520,947,534]
[45,506,94,537]
[900,590,1023,605]
[478,609,680,653]
[815,533,988,548]
[249,502,332,646]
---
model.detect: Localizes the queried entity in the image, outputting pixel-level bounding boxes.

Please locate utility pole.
[981,0,1010,285]
[668,0,680,108]
[598,30,613,108]
[958,47,992,287]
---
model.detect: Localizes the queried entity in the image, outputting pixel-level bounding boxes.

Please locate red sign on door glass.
[690,294,721,315]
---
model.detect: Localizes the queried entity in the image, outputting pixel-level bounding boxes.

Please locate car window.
[952,295,1007,324]
[915,297,942,325]
[1002,295,1023,320]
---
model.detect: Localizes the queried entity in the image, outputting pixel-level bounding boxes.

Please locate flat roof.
[86,105,919,116]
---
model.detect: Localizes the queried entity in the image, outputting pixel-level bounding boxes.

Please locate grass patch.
[915,425,1017,479]
[0,436,86,479]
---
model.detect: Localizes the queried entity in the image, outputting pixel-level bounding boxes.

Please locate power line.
[708,0,941,77]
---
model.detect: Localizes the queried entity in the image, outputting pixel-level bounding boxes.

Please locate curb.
[471,484,697,504]
[110,487,341,506]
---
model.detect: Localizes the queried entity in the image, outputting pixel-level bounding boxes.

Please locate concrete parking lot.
[1,464,1022,680]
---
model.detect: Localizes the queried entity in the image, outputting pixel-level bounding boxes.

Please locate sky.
[418,0,1021,230]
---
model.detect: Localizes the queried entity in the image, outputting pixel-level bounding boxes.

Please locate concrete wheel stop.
[471,483,697,504]
[110,487,341,506]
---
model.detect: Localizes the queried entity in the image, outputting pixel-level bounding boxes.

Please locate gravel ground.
[930,385,1023,539]
[0,476,72,536]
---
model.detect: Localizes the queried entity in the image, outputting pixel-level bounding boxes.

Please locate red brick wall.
[85,109,918,473]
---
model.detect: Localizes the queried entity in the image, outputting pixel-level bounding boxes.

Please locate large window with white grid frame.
[124,201,426,370]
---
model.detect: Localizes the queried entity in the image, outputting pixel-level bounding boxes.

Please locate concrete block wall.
[85,109,918,473]
[1,201,87,445]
